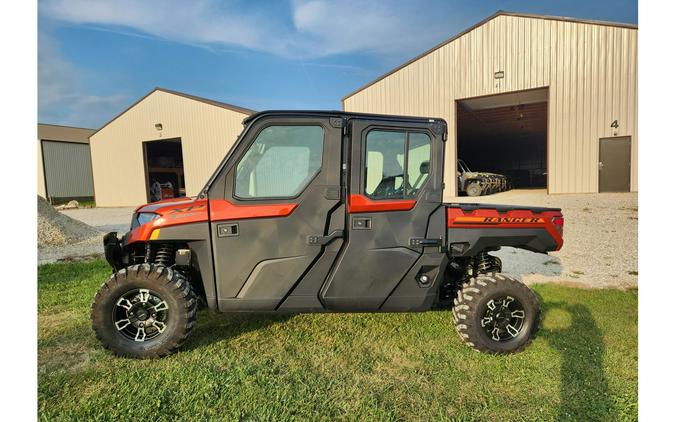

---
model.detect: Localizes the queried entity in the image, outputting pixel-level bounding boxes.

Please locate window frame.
[232,123,326,201]
[362,128,433,200]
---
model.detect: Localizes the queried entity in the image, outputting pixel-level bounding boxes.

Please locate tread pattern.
[452,272,540,354]
[91,263,198,358]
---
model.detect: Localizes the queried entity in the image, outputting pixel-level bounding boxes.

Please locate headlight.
[131,212,160,229]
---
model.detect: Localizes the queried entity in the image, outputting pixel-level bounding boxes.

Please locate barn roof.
[342,10,638,103]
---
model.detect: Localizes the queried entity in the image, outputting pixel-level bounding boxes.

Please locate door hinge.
[330,117,344,128]
[307,230,344,246]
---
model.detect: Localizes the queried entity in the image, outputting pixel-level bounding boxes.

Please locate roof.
[342,10,638,102]
[242,110,446,125]
[91,87,256,137]
[37,123,96,144]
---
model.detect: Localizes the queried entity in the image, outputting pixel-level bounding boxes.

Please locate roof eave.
[89,87,256,139]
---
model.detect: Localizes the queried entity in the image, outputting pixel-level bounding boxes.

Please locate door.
[207,116,344,311]
[143,138,185,202]
[599,137,631,192]
[41,141,94,200]
[320,118,446,311]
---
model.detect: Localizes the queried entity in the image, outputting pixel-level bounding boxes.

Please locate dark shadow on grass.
[183,311,294,351]
[540,301,615,421]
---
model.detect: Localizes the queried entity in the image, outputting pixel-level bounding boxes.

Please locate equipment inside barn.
[144,138,185,201]
[457,88,548,190]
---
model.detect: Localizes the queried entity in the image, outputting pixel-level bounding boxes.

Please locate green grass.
[38,260,637,421]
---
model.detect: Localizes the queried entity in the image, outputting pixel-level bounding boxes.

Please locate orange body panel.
[348,194,416,213]
[209,199,297,221]
[127,198,298,244]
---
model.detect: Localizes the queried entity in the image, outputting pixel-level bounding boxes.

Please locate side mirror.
[419,161,430,174]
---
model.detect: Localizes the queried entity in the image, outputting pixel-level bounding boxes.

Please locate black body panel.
[447,227,557,256]
[380,206,449,311]
[150,222,217,309]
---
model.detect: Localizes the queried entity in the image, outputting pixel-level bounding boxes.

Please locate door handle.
[599,162,604,170]
[409,238,442,247]
[217,223,239,237]
[352,217,372,230]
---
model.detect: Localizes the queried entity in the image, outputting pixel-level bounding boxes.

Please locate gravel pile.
[38,202,135,264]
[453,190,638,289]
[37,196,101,248]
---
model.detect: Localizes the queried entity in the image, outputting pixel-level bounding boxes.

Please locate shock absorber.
[473,250,502,275]
[153,243,175,267]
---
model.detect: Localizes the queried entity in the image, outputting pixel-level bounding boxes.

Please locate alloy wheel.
[112,288,169,342]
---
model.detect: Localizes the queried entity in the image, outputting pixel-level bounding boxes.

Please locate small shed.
[89,88,254,207]
[37,123,96,203]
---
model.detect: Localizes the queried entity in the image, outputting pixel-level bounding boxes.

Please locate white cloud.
[38,33,78,108]
[38,0,462,125]
[38,33,129,127]
[39,0,453,59]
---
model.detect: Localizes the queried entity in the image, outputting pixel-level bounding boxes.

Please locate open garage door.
[456,88,548,195]
[143,138,186,202]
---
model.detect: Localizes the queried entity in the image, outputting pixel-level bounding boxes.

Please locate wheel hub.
[480,295,526,342]
[112,289,169,342]
[130,303,152,320]
[494,311,510,325]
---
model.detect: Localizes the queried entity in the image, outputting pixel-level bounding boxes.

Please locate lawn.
[38,260,637,421]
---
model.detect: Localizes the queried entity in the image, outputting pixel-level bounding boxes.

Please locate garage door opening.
[456,88,548,195]
[143,138,185,202]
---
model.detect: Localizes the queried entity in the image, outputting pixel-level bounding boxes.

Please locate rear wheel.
[466,182,482,197]
[452,273,540,354]
[91,263,197,358]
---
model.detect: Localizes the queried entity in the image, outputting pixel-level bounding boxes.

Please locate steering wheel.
[373,175,411,198]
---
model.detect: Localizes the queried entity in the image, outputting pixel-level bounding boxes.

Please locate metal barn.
[89,88,254,207]
[342,11,637,198]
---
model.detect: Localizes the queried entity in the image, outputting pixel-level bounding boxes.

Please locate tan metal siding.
[343,15,637,198]
[90,90,248,207]
[41,141,94,199]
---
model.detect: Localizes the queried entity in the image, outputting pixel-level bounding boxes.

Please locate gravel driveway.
[60,207,135,233]
[38,207,135,265]
[452,190,638,289]
[40,192,637,289]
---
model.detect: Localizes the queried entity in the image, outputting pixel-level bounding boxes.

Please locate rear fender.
[446,206,563,256]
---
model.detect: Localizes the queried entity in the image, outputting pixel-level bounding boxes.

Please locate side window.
[235,125,324,198]
[407,133,432,195]
[365,131,405,199]
[364,130,431,199]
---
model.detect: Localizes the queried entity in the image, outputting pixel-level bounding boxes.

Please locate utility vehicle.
[93,111,564,358]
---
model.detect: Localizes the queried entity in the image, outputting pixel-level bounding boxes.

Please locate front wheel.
[91,264,197,358]
[452,273,540,354]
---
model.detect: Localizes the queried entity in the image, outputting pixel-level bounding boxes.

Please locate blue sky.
[38,0,637,128]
